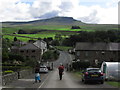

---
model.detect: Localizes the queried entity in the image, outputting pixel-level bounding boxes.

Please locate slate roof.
[19,43,39,50]
[33,40,46,48]
[75,42,120,51]
[11,46,19,49]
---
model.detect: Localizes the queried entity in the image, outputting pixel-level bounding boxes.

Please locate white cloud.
[0,0,119,24]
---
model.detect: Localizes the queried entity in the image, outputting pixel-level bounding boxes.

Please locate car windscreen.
[87,69,101,72]
[40,67,46,68]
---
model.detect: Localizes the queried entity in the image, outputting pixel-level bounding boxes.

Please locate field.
[2,17,118,41]
[3,31,77,41]
[2,25,96,34]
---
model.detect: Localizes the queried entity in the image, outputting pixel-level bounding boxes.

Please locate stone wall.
[18,69,33,79]
[2,69,33,86]
[2,72,18,86]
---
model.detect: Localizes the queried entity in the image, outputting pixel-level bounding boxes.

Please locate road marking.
[38,71,52,89]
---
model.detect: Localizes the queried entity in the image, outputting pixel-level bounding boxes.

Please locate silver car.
[39,66,48,73]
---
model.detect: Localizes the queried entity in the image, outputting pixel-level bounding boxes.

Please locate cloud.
[118,1,120,24]
[59,1,74,12]
[79,10,99,24]
[0,0,119,24]
[39,11,59,19]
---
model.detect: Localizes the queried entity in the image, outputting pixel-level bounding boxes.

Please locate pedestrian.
[34,65,41,83]
[58,63,64,80]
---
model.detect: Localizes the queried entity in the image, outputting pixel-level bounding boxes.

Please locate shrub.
[3,70,14,75]
[42,50,60,61]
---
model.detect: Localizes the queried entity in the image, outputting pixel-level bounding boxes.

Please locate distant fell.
[2,16,85,26]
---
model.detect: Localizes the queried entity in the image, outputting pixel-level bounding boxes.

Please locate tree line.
[62,30,120,46]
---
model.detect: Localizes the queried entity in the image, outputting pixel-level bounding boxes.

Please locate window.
[113,51,116,55]
[20,50,24,53]
[32,56,36,58]
[26,50,29,53]
[26,56,29,58]
[76,51,80,56]
[85,52,88,57]
[101,51,105,55]
[32,50,35,52]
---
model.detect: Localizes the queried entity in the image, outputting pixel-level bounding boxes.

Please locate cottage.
[11,40,47,61]
[75,42,120,66]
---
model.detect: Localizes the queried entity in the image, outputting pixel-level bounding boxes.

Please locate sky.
[0,0,119,24]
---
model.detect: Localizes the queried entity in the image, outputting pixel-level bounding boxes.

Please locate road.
[39,51,117,88]
[53,51,74,68]
[38,51,116,88]
[2,51,118,89]
[39,69,116,88]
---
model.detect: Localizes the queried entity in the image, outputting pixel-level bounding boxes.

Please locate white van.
[101,62,120,81]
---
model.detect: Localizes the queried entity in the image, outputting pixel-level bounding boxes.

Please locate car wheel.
[82,79,84,82]
[100,81,104,84]
[84,80,87,84]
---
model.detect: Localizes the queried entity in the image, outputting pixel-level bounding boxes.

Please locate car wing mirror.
[82,71,84,73]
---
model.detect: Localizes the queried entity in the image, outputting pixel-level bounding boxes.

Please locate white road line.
[37,71,52,89]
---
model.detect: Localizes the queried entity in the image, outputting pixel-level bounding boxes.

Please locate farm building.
[75,42,120,66]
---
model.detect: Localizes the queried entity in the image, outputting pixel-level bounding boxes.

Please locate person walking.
[58,63,64,80]
[34,65,41,83]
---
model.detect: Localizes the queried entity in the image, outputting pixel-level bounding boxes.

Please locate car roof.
[86,68,100,70]
[40,65,47,67]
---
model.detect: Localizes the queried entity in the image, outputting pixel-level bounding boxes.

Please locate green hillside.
[2,17,118,41]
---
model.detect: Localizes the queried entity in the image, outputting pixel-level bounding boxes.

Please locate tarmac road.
[38,51,117,88]
[53,51,74,68]
[2,51,118,89]
[38,68,116,88]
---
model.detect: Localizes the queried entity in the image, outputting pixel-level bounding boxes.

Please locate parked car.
[39,65,48,73]
[82,68,104,84]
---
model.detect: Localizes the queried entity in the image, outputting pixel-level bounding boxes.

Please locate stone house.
[12,40,47,61]
[75,42,120,66]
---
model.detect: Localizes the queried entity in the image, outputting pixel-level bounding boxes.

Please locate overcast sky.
[0,0,119,24]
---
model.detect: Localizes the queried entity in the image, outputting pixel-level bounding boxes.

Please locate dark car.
[82,68,104,84]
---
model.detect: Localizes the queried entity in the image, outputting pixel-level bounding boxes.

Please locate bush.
[3,70,14,75]
[24,59,38,68]
[9,53,25,62]
[72,61,90,70]
[42,50,60,61]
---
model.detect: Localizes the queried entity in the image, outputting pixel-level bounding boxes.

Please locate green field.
[2,25,95,34]
[3,31,76,41]
[2,17,118,41]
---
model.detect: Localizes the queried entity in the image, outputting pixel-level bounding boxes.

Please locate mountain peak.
[46,16,76,21]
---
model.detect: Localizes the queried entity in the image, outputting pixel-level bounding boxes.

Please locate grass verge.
[106,81,120,88]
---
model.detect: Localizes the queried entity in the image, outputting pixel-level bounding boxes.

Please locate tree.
[51,40,60,46]
[55,34,62,41]
[9,53,25,62]
[38,37,42,40]
[71,26,81,29]
[18,29,27,34]
[24,58,38,68]
[14,37,17,41]
[2,51,9,62]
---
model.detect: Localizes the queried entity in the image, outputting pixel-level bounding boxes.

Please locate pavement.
[1,72,49,89]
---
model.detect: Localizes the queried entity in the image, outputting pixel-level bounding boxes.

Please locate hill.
[2,17,85,27]
[2,16,118,34]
